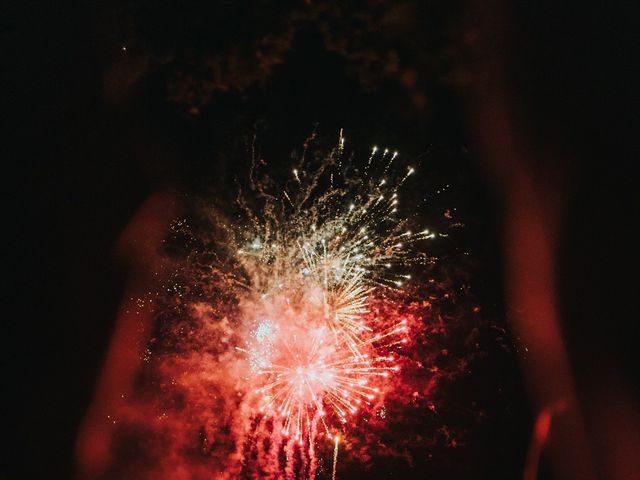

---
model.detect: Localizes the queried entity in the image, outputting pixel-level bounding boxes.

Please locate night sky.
[6,1,638,479]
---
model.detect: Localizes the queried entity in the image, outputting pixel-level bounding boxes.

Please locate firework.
[82,129,480,480]
[195,131,437,477]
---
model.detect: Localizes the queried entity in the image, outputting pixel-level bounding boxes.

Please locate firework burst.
[189,131,438,477]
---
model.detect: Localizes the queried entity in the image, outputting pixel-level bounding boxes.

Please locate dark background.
[5,1,638,478]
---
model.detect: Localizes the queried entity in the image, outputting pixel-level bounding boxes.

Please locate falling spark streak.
[332,436,340,480]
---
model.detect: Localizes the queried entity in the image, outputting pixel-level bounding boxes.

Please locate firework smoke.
[94,132,479,479]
